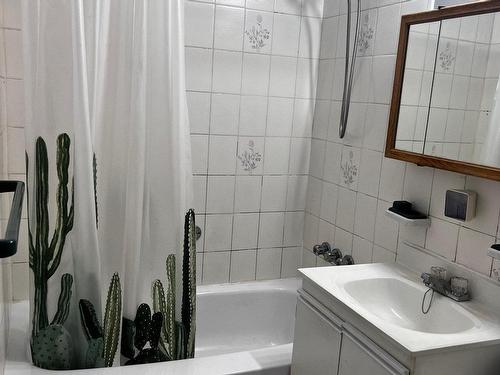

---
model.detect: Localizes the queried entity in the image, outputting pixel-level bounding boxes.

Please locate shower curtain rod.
[0,180,25,258]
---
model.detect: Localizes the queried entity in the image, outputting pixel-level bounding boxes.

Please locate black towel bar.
[0,180,25,258]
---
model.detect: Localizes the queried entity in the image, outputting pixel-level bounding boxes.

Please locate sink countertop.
[299,263,500,354]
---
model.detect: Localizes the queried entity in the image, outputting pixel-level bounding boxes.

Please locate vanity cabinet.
[338,332,407,375]
[292,266,500,375]
[292,295,408,375]
[292,298,342,375]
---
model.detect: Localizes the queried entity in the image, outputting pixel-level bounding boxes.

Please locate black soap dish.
[385,201,430,227]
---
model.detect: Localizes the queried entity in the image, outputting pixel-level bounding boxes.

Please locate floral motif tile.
[237,138,264,174]
[339,146,360,189]
[245,12,272,53]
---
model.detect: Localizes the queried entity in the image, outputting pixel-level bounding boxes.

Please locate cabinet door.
[338,332,409,375]
[291,297,342,375]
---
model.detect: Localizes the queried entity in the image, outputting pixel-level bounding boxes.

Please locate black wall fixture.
[0,181,24,258]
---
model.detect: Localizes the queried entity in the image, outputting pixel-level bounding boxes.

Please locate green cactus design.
[32,324,73,370]
[148,209,197,361]
[26,134,75,370]
[122,303,167,365]
[103,273,122,367]
[182,209,197,358]
[79,273,122,368]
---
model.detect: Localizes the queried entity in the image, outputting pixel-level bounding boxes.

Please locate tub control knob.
[313,242,331,255]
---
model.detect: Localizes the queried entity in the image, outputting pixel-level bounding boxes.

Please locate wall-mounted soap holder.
[385,201,430,227]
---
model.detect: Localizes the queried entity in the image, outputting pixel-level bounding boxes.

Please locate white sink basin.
[343,277,477,334]
[299,263,500,353]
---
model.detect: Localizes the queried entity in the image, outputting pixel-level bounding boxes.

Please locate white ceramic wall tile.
[185,1,215,48]
[403,164,433,214]
[357,149,382,197]
[289,137,311,174]
[263,137,290,174]
[456,228,494,276]
[256,248,282,279]
[464,177,500,236]
[269,56,298,97]
[266,97,294,136]
[208,135,237,174]
[284,211,305,246]
[286,175,308,210]
[379,157,405,202]
[236,137,264,174]
[206,175,236,213]
[185,47,213,91]
[214,5,245,50]
[247,0,274,11]
[352,236,373,264]
[241,53,271,95]
[234,175,262,212]
[258,212,285,248]
[335,187,356,232]
[261,175,288,211]
[187,92,211,133]
[374,200,399,251]
[232,213,259,249]
[205,214,233,251]
[372,245,396,263]
[230,249,257,282]
[275,0,302,15]
[281,247,301,277]
[212,50,243,93]
[191,135,209,173]
[425,217,459,261]
[203,251,231,284]
[272,13,301,57]
[211,93,240,135]
[239,95,268,135]
[244,10,273,54]
[319,182,338,224]
[373,3,401,56]
[353,193,377,241]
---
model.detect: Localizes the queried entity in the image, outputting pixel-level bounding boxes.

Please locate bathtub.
[5,278,299,375]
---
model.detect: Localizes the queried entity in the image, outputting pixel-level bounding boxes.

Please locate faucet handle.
[313,242,331,256]
[430,266,447,280]
[450,277,469,298]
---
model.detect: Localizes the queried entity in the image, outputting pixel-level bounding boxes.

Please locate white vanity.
[291,263,500,375]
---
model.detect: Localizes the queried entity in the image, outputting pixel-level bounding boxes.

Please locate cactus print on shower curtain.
[122,209,197,364]
[27,134,75,370]
[28,134,197,369]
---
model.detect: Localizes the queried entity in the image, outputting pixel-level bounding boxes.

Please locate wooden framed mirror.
[386,1,500,181]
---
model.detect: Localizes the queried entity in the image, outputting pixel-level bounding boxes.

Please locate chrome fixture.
[339,0,362,139]
[421,266,470,303]
[313,242,355,265]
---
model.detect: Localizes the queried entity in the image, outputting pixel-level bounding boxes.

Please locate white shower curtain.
[481,77,500,167]
[22,0,193,369]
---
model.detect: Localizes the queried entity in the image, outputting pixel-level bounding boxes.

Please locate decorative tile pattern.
[340,149,358,187]
[357,13,374,55]
[438,41,455,72]
[245,14,271,51]
[237,140,262,171]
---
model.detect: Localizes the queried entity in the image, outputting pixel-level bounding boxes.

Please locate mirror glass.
[395,12,500,168]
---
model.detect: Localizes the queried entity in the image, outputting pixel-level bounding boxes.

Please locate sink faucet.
[421,266,470,302]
